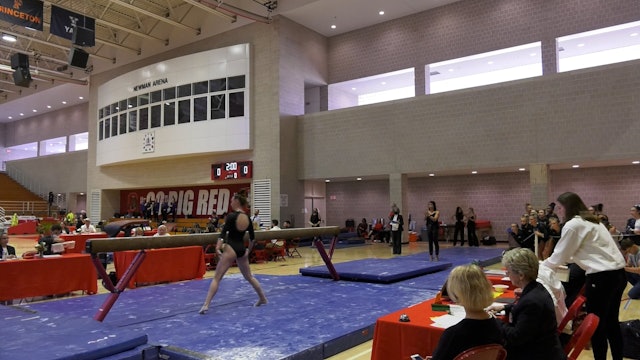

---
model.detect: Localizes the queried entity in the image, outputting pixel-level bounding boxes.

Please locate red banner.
[120,184,251,218]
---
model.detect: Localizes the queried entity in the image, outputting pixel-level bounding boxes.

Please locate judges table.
[60,233,109,253]
[371,290,514,360]
[0,254,97,301]
[114,246,206,288]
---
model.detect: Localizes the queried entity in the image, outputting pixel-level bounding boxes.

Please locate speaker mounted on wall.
[68,47,89,69]
[12,67,32,87]
[10,53,29,70]
[72,26,95,47]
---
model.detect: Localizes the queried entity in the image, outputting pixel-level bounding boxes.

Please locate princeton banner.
[50,5,95,46]
[0,0,43,31]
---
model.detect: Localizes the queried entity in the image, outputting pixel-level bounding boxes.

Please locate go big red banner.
[120,184,251,219]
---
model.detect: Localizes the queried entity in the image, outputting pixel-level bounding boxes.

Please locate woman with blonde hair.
[487,248,565,360]
[429,264,503,359]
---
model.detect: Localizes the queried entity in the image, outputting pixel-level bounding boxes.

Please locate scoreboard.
[211,161,253,180]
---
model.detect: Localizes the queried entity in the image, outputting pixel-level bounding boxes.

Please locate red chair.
[558,295,586,334]
[454,344,507,360]
[564,313,599,360]
[203,245,217,270]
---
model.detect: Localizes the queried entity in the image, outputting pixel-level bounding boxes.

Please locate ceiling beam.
[182,0,236,23]
[110,0,201,35]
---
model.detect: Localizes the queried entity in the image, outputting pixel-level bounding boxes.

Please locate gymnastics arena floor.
[0,247,503,360]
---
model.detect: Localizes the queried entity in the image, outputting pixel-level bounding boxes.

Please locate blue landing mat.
[0,305,148,360]
[299,247,503,283]
[19,274,438,360]
[299,257,452,283]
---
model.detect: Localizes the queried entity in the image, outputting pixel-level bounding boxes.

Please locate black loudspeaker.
[68,47,89,69]
[10,53,29,70]
[72,26,95,47]
[12,67,32,87]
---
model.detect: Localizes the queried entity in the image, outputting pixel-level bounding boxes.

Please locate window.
[178,99,191,124]
[39,136,67,156]
[211,94,225,119]
[164,87,176,101]
[210,78,226,92]
[129,111,137,132]
[128,96,137,109]
[0,142,37,163]
[105,120,111,139]
[164,102,176,126]
[139,108,149,130]
[69,132,88,151]
[178,84,191,97]
[193,81,208,95]
[99,120,104,140]
[138,93,149,106]
[328,68,415,110]
[151,90,162,103]
[427,42,542,94]
[228,75,245,90]
[111,117,118,137]
[557,21,640,72]
[119,114,127,134]
[229,92,244,117]
[194,97,207,121]
[151,105,161,128]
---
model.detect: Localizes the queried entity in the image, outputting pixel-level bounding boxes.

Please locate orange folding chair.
[564,313,600,360]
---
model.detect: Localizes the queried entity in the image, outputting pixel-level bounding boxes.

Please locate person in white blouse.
[79,218,97,233]
[542,192,626,360]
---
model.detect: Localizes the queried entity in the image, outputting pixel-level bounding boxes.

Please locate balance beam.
[86,226,341,321]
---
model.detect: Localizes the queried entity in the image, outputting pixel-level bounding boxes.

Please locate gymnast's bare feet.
[254,298,268,307]
[198,305,209,314]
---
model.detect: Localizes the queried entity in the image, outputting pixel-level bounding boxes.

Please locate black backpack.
[621,319,640,359]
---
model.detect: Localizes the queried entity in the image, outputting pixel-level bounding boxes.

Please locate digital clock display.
[211,161,253,180]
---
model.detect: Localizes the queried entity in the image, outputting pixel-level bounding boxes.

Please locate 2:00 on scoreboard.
[211,161,253,180]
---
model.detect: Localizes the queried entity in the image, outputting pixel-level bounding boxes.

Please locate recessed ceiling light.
[631,33,638,37]
[32,109,37,112]
[62,101,67,104]
[79,96,84,100]
[381,81,386,85]
[8,116,12,119]
[325,179,331,182]
[529,52,536,56]
[448,68,454,72]
[487,61,494,65]
[46,105,51,108]
[471,171,478,174]
[351,87,356,91]
[632,161,640,164]
[19,112,24,116]
[429,173,435,177]
[518,168,526,171]
[330,24,336,29]
[577,43,585,47]
[128,104,133,108]
[2,33,17,42]
[378,10,385,15]
[572,164,580,168]
[356,177,362,181]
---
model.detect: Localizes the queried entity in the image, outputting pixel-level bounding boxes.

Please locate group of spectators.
[138,198,177,222]
[480,194,640,360]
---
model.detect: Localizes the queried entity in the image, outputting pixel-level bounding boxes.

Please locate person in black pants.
[425,201,440,261]
[467,207,479,247]
[452,206,465,246]
[389,205,404,255]
[543,192,627,360]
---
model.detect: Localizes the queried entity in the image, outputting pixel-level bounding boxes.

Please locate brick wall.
[326,165,640,241]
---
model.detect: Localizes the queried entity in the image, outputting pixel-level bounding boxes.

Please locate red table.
[0,253,97,301]
[371,290,514,360]
[486,274,516,290]
[60,233,109,253]
[114,246,206,288]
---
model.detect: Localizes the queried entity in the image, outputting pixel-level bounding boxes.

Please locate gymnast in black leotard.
[220,211,254,257]
[199,194,268,314]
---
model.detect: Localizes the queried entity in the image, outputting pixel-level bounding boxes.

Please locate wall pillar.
[389,173,408,241]
[541,38,558,75]
[415,65,426,96]
[529,163,550,210]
